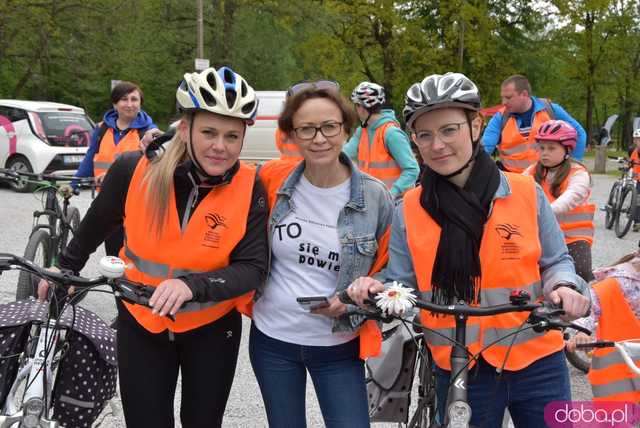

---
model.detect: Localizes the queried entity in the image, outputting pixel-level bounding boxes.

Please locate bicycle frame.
[1,319,63,428]
[30,187,71,267]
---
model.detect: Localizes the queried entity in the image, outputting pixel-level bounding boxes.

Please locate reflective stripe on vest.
[403,172,563,371]
[93,128,141,177]
[588,277,640,402]
[498,109,552,173]
[533,163,596,245]
[120,157,256,333]
[275,128,303,161]
[357,122,403,190]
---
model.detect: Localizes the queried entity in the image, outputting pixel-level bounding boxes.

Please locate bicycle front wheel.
[604,181,621,230]
[408,341,437,428]
[614,185,637,238]
[59,206,80,253]
[16,229,52,300]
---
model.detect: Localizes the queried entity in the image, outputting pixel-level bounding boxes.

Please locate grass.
[583,148,627,159]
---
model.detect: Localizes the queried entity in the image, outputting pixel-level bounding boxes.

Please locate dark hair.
[533,160,571,198]
[111,81,143,104]
[501,75,531,94]
[278,88,356,136]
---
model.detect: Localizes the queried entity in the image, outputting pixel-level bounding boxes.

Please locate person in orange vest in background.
[274,127,302,161]
[523,120,596,282]
[71,81,160,255]
[249,81,393,427]
[482,75,586,173]
[343,81,419,198]
[566,251,640,402]
[39,67,268,428]
[630,129,640,231]
[347,72,590,427]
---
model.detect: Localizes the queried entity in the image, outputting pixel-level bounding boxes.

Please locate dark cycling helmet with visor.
[403,72,480,130]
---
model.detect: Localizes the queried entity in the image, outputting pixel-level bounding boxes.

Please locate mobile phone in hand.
[296,296,330,310]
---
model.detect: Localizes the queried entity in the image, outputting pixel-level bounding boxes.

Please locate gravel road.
[0,163,635,427]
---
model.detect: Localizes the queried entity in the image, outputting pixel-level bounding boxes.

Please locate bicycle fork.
[445,314,472,428]
[0,321,61,428]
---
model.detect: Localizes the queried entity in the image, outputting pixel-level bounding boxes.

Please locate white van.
[0,100,93,191]
[241,91,285,161]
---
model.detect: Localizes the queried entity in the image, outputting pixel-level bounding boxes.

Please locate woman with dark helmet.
[347,72,590,427]
[39,66,268,427]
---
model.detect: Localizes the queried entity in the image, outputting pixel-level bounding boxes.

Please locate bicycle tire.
[614,185,637,238]
[564,347,590,374]
[408,339,437,428]
[604,181,621,230]
[16,229,52,300]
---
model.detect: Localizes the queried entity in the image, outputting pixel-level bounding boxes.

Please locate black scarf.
[419,148,501,305]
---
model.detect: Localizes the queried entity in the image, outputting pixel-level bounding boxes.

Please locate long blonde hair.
[142,116,189,237]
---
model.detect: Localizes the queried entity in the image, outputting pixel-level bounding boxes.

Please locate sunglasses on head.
[286,80,340,97]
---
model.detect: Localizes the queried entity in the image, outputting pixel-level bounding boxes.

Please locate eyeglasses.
[412,122,468,147]
[286,80,340,97]
[293,122,343,140]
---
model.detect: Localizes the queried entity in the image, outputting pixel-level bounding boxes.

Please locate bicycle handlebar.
[576,340,640,376]
[0,168,96,187]
[338,285,591,335]
[0,253,161,317]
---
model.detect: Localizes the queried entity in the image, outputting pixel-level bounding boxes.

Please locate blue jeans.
[435,350,571,428]
[249,323,370,428]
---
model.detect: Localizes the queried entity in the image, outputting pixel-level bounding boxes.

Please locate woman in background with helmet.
[39,67,268,428]
[343,81,419,198]
[523,120,596,282]
[347,73,590,427]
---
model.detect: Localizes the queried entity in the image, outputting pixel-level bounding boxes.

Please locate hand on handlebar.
[148,278,193,317]
[565,332,593,353]
[37,267,75,300]
[548,286,590,321]
[346,276,385,308]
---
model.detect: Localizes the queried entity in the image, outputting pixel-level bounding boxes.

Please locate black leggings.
[116,304,242,428]
[567,240,594,282]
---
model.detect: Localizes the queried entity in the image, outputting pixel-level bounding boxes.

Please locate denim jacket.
[256,153,394,333]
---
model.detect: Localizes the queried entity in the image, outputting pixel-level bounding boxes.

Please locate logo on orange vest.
[203,212,227,248]
[495,223,522,260]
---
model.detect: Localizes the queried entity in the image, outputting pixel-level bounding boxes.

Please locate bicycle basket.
[366,324,418,423]
[0,299,117,427]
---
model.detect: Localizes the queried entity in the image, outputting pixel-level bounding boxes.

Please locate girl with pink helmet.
[523,119,596,281]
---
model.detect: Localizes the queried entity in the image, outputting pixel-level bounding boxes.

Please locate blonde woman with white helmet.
[38,67,268,427]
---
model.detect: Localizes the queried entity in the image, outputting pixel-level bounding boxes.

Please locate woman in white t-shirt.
[249,81,394,428]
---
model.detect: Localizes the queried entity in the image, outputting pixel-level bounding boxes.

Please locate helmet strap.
[361,111,372,128]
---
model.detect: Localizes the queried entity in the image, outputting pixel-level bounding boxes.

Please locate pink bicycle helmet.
[536,120,577,151]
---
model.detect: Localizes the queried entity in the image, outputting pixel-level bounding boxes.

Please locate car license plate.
[64,155,84,164]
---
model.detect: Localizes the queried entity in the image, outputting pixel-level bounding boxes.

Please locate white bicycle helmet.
[634,128,640,138]
[176,66,258,125]
[404,72,480,129]
[351,82,385,109]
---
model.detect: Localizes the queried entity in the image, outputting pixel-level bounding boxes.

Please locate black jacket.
[59,151,268,302]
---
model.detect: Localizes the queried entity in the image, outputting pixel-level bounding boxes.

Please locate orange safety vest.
[631,150,640,182]
[357,122,403,190]
[498,109,552,173]
[403,173,564,371]
[119,157,256,333]
[588,277,640,402]
[525,162,596,246]
[275,128,303,161]
[93,127,141,177]
[237,161,388,359]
